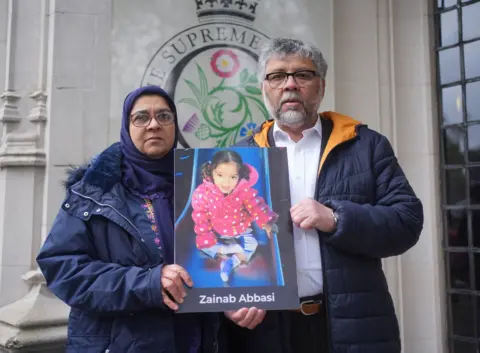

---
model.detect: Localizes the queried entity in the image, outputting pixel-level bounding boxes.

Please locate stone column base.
[0,325,66,353]
[0,271,69,353]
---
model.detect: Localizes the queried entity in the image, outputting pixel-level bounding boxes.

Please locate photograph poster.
[174,147,299,313]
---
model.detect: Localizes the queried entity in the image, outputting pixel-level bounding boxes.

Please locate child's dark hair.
[201,150,250,181]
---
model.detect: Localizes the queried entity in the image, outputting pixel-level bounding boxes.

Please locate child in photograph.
[191,150,279,283]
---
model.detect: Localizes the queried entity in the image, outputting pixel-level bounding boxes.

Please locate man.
[222,38,424,353]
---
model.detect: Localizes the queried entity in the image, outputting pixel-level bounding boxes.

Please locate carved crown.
[195,0,260,23]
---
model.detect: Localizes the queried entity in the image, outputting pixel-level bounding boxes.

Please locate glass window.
[464,40,480,79]
[469,167,480,202]
[462,2,480,41]
[435,2,480,350]
[446,209,468,247]
[475,253,480,290]
[442,85,463,124]
[467,125,480,162]
[466,81,480,121]
[441,10,459,46]
[444,126,466,165]
[445,168,467,204]
[453,340,477,353]
[472,210,480,247]
[449,252,471,289]
[449,294,475,337]
[439,47,461,84]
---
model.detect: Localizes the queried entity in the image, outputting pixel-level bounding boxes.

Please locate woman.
[37,86,222,352]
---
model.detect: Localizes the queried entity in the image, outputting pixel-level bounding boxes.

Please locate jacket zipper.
[72,189,221,352]
[70,189,154,263]
[314,136,358,351]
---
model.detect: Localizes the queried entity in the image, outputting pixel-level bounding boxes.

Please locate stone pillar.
[0,0,7,107]
[390,0,446,352]
[0,1,68,352]
[0,0,44,310]
[333,0,446,352]
[0,0,112,351]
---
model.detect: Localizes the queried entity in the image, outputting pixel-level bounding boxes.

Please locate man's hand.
[290,198,336,232]
[224,307,266,329]
[161,264,193,311]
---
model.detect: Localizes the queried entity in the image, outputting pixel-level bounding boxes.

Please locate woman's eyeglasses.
[130,111,175,127]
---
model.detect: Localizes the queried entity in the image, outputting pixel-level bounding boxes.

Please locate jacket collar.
[65,142,123,194]
[252,112,363,171]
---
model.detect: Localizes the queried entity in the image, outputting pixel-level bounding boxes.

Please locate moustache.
[280,93,303,105]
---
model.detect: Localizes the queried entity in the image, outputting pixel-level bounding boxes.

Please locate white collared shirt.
[273,119,323,298]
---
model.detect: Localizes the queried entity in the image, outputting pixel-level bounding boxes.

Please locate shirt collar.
[273,116,322,143]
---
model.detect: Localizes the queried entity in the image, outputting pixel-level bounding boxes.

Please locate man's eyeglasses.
[264,70,319,88]
[130,111,175,127]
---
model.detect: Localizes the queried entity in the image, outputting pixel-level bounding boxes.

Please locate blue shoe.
[220,256,240,282]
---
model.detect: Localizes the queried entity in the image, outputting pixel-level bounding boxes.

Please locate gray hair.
[257,37,328,81]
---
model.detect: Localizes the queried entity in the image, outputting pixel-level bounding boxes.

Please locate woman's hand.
[160,265,193,311]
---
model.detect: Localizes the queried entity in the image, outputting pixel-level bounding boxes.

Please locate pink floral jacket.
[191,164,278,249]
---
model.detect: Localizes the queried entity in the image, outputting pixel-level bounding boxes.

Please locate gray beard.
[263,91,319,128]
[276,109,306,128]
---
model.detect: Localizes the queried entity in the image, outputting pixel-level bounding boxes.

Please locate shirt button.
[83,212,89,217]
[96,208,101,212]
[64,203,70,208]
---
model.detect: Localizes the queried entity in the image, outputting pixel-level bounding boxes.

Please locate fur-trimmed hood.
[64,142,123,193]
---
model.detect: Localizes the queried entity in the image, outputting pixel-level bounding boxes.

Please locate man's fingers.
[299,217,315,230]
[162,290,179,311]
[291,210,308,225]
[227,308,248,323]
[237,307,258,327]
[291,205,307,216]
[246,309,266,329]
[291,198,311,211]
[290,205,303,216]
[290,208,299,222]
[225,308,266,329]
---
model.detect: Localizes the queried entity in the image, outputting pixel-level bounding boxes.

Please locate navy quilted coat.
[37,143,221,353]
[226,112,424,353]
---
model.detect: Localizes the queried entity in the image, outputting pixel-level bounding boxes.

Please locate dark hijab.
[120,85,179,198]
[120,85,178,264]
